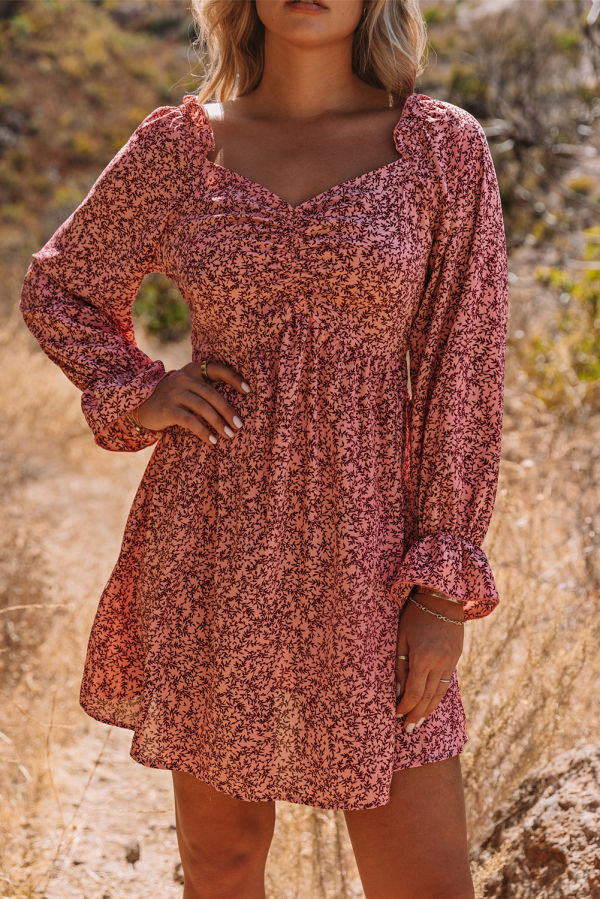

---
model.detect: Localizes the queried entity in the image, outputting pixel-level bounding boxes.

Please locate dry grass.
[1,287,599,897]
[0,316,83,896]
[462,399,600,893]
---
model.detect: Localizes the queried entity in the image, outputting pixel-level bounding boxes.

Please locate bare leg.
[171,769,276,899]
[343,754,475,899]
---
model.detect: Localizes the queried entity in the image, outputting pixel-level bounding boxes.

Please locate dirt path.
[3,329,362,899]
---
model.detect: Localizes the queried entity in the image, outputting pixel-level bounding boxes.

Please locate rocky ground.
[473,744,600,898]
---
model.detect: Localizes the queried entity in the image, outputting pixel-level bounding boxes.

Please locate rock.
[473,743,600,897]
[124,839,140,865]
[173,861,184,884]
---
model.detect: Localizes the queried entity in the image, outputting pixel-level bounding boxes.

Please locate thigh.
[171,769,276,886]
[343,754,474,899]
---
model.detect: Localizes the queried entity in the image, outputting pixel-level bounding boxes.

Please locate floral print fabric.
[19,91,508,810]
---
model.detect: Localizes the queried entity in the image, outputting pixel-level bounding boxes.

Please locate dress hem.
[79,697,469,812]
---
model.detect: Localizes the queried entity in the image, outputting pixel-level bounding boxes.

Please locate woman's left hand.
[395,592,465,733]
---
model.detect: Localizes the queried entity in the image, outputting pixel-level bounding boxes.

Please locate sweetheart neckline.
[182,92,422,213]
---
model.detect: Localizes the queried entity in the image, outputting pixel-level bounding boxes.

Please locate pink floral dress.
[19,91,508,810]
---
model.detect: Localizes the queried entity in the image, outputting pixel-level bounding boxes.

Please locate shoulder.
[101,104,190,189]
[126,103,196,160]
[180,95,216,152]
[412,94,488,148]
[109,98,213,189]
[411,94,493,191]
[123,98,214,162]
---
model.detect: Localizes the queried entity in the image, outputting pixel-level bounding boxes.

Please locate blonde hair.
[188,0,429,107]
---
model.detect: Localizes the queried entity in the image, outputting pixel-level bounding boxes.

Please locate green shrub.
[566,174,596,196]
[423,7,443,25]
[133,276,191,342]
[520,227,600,411]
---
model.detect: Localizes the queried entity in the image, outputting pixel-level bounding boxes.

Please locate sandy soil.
[2,329,363,899]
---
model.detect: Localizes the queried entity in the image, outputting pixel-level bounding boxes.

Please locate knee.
[177,821,274,898]
[181,849,264,898]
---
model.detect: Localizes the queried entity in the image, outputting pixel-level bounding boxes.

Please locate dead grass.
[0,317,83,895]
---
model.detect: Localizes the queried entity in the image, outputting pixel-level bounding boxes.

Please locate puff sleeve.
[19,104,190,452]
[389,113,509,621]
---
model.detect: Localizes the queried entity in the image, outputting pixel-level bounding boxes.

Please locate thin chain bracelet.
[125,406,162,438]
[413,586,461,604]
[408,596,465,626]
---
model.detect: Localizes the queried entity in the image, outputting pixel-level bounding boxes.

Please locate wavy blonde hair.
[188,0,429,107]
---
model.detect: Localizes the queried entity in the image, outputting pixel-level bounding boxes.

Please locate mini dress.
[19,91,509,811]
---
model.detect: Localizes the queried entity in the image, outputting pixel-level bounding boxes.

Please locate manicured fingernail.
[224,425,234,437]
[416,717,426,727]
[241,381,251,393]
[233,415,243,428]
[405,722,415,734]
[209,434,217,444]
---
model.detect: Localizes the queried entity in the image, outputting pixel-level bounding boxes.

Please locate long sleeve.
[389,112,509,621]
[19,104,192,452]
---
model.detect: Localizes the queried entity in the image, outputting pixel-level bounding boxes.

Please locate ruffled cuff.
[387,531,500,621]
[81,361,174,452]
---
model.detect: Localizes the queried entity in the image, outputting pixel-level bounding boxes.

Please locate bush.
[133,275,191,342]
[520,226,600,412]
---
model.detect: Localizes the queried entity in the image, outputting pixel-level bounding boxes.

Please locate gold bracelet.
[413,586,461,604]
[408,596,465,626]
[125,407,161,437]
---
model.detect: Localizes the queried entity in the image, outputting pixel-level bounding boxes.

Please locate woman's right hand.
[130,361,251,447]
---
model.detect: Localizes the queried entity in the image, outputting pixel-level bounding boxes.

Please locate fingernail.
[224,425,234,437]
[416,717,426,727]
[209,434,217,444]
[241,381,251,393]
[233,415,243,429]
[405,722,415,734]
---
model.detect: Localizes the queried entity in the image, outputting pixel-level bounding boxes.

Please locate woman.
[20,0,508,896]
